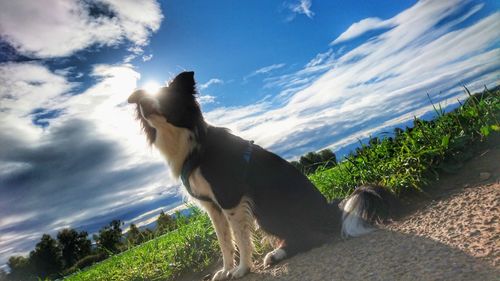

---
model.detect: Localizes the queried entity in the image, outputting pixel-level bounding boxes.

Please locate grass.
[66,212,219,281]
[310,87,499,200]
[66,87,499,281]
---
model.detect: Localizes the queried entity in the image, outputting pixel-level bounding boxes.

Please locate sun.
[142,81,162,95]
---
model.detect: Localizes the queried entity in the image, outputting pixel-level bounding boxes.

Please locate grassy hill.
[66,87,499,281]
[65,213,217,281]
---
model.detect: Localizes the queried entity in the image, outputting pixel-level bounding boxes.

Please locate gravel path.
[237,184,499,281]
[388,183,499,268]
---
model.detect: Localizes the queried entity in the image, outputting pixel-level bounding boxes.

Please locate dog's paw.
[211,268,231,281]
[228,265,250,279]
[263,248,287,267]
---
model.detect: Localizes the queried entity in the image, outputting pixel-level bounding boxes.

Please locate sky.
[0,0,499,270]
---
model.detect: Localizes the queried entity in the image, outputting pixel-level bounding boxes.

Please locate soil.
[181,134,500,281]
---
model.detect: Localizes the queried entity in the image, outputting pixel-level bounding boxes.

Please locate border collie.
[128,71,396,280]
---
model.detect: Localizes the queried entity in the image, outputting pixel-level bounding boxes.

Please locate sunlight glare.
[142,81,162,95]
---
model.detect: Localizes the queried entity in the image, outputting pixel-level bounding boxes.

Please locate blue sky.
[0,0,499,270]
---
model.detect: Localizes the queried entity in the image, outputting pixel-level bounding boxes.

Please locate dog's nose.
[138,97,160,119]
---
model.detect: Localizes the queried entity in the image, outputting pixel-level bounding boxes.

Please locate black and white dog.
[128,72,396,280]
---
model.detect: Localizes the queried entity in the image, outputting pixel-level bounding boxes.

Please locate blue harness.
[180,141,254,202]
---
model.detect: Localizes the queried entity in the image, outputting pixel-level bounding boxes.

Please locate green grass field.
[66,87,499,281]
[310,88,500,200]
[66,213,218,281]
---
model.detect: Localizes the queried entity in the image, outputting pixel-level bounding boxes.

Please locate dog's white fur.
[341,194,374,238]
[199,199,235,280]
[263,248,287,267]
[188,168,216,201]
[147,111,255,280]
[221,197,254,279]
[193,173,255,280]
[141,96,195,178]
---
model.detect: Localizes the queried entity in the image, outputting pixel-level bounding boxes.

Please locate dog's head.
[128,71,203,145]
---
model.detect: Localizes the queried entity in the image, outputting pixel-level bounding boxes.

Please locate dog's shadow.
[228,229,498,281]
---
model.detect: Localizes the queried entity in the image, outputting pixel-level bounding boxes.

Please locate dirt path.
[185,135,500,281]
[235,182,498,281]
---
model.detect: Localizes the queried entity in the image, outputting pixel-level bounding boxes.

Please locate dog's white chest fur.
[150,115,194,178]
[187,168,216,201]
[148,115,214,202]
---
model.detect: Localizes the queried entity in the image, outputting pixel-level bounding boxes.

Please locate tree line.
[290,148,337,174]
[1,211,181,281]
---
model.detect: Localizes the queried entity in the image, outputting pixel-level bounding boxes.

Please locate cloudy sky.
[0,0,499,269]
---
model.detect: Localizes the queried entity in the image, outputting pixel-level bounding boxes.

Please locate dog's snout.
[128,89,146,104]
[138,97,160,119]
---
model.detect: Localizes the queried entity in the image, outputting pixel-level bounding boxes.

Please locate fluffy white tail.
[340,185,397,238]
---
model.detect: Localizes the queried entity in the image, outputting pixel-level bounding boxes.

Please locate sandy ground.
[183,135,500,281]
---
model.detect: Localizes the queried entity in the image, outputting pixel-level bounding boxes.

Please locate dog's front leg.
[224,199,254,279]
[200,201,235,281]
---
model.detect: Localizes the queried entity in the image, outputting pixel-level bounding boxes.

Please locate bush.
[64,252,108,275]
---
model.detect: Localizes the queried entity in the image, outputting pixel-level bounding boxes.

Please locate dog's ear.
[170,71,196,95]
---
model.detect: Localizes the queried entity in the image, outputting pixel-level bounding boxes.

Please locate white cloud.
[0,0,163,58]
[206,0,499,159]
[331,2,485,46]
[0,61,178,268]
[288,0,315,19]
[59,64,169,167]
[205,102,272,133]
[198,95,215,105]
[245,63,286,81]
[0,61,168,180]
[255,63,286,74]
[128,46,145,55]
[0,62,72,114]
[198,95,216,105]
[305,49,334,68]
[331,17,396,45]
[142,54,154,62]
[103,0,163,46]
[0,62,73,144]
[199,78,224,90]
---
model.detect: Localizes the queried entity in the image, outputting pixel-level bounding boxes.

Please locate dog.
[128,71,396,280]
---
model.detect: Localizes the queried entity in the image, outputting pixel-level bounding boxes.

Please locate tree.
[293,149,337,174]
[300,152,322,169]
[126,223,142,246]
[57,228,91,268]
[156,211,175,233]
[93,220,123,254]
[29,234,63,279]
[7,255,32,281]
[141,228,154,241]
[300,152,323,174]
[318,149,337,167]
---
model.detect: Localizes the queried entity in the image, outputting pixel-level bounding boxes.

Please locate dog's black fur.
[129,71,396,279]
[202,126,343,251]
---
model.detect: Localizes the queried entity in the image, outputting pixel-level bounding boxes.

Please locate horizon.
[1,0,499,270]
